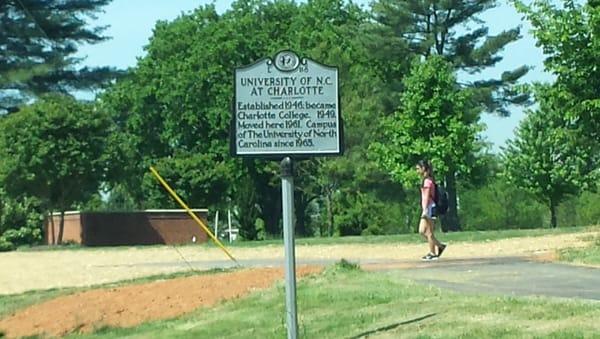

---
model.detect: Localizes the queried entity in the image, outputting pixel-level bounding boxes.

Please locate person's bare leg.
[418,218,428,242]
[429,220,443,249]
[419,218,436,254]
[429,220,446,256]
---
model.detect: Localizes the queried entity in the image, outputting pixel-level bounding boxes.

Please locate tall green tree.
[0,0,119,113]
[514,0,600,161]
[369,0,530,231]
[286,0,406,237]
[0,94,113,243]
[503,86,598,228]
[370,56,482,231]
[100,3,244,210]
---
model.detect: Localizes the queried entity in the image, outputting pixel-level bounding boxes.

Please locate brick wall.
[44,210,209,246]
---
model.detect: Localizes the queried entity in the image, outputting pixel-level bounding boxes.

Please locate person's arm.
[421,179,432,216]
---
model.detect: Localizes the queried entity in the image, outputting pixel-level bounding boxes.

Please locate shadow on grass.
[348,313,437,338]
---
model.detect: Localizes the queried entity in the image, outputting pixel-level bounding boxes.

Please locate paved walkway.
[125,255,600,301]
[383,256,600,301]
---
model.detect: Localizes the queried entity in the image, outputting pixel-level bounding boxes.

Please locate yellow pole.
[149,166,238,263]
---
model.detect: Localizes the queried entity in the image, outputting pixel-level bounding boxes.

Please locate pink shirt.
[421,178,435,211]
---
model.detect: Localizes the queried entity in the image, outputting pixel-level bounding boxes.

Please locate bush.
[557,191,600,227]
[1,227,42,247]
[0,192,44,250]
[578,191,600,225]
[335,258,361,271]
[460,179,547,230]
[325,258,361,275]
[0,192,43,235]
[0,237,14,252]
[334,191,416,236]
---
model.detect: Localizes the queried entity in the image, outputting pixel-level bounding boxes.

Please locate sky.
[76,0,554,153]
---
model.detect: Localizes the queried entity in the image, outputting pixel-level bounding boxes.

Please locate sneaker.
[437,244,447,258]
[421,253,438,261]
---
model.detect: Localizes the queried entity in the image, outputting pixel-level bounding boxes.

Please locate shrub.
[0,237,14,252]
[1,227,42,247]
[557,191,600,227]
[460,179,547,230]
[0,192,43,237]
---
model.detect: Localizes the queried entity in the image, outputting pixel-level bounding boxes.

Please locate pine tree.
[0,0,119,113]
[371,0,529,116]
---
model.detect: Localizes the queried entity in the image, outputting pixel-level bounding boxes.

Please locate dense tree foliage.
[515,0,600,144]
[505,0,600,227]
[503,87,597,227]
[0,94,113,243]
[99,0,382,239]
[367,0,529,231]
[556,191,600,227]
[460,178,547,230]
[3,0,600,249]
[371,56,482,231]
[371,0,529,116]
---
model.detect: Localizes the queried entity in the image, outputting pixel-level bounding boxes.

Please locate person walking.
[416,160,447,261]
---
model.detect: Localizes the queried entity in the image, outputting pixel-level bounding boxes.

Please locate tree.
[368,0,530,231]
[99,3,242,211]
[0,0,119,113]
[371,0,530,116]
[514,0,600,162]
[0,94,113,243]
[370,56,482,231]
[100,0,377,238]
[285,0,407,237]
[503,86,598,228]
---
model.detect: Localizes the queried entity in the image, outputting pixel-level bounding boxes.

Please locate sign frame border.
[230,50,344,159]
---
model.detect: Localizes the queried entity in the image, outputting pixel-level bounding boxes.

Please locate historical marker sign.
[232,51,343,157]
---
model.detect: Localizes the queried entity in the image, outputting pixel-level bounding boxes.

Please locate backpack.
[434,182,449,215]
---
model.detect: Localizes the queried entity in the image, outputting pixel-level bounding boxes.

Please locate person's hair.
[417,159,434,179]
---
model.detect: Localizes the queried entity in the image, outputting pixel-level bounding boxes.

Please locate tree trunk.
[549,199,557,228]
[259,187,282,237]
[442,172,461,232]
[294,193,309,237]
[57,210,65,245]
[326,191,334,237]
[49,210,56,245]
[262,195,281,237]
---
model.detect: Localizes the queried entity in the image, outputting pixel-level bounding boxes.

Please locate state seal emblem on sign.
[274,51,299,72]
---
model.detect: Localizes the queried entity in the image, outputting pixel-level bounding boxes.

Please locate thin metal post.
[281,157,298,339]
[228,209,232,243]
[214,210,219,239]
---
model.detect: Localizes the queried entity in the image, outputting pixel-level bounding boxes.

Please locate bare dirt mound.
[0,266,321,338]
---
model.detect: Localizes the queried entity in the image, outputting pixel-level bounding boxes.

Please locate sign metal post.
[280,157,297,338]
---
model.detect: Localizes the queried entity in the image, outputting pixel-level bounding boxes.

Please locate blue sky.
[77,0,553,153]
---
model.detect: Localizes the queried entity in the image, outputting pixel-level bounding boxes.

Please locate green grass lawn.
[559,233,600,266]
[51,262,600,339]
